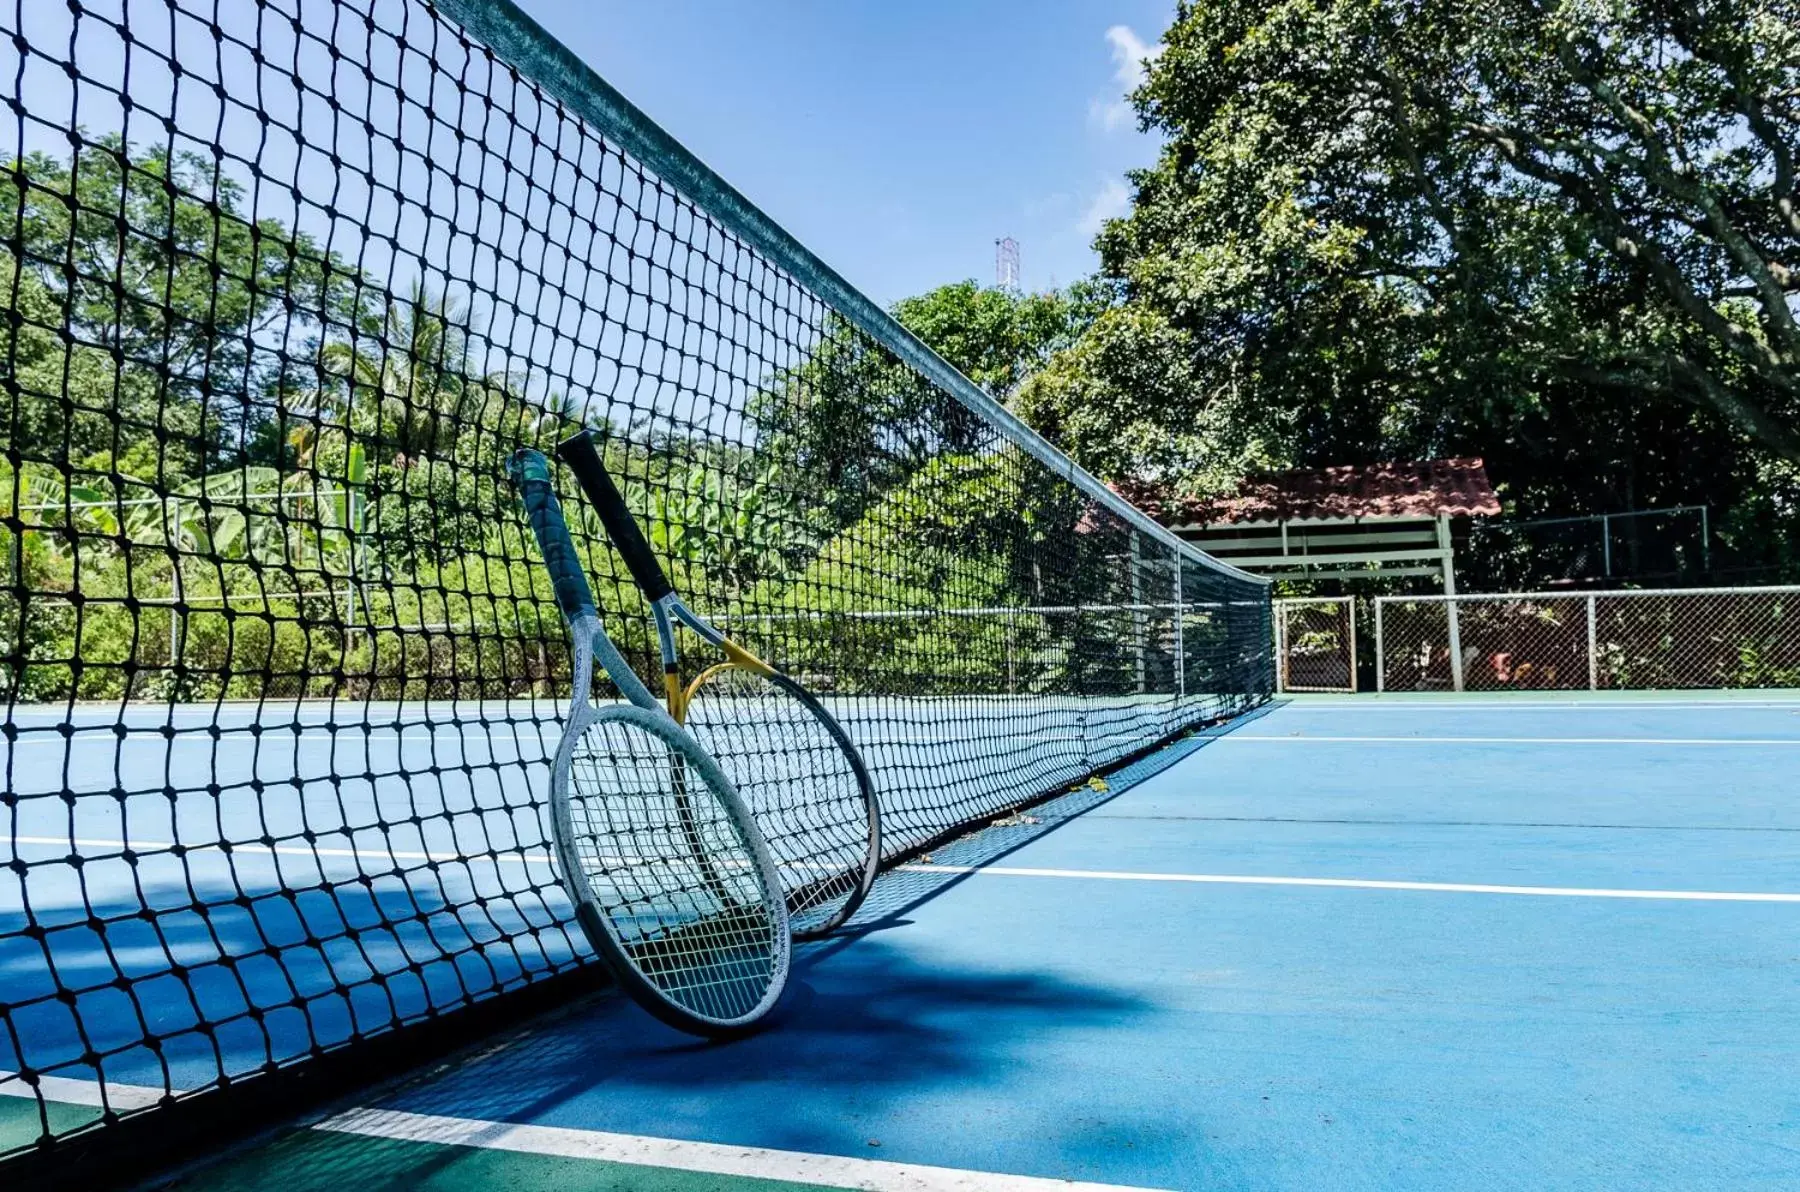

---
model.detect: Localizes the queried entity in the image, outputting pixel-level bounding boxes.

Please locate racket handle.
[507,449,598,620]
[556,429,673,602]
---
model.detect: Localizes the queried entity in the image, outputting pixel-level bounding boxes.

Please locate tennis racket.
[507,448,790,1038]
[556,430,881,939]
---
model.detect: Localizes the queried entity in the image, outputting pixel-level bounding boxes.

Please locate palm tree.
[285,281,484,468]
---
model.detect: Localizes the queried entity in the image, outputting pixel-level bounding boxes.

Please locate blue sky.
[517,1,1177,307]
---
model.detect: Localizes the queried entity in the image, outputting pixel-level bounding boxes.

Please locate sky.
[515,1,1177,307]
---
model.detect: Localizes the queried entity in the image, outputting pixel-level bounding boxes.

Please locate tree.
[751,281,1108,530]
[891,279,1111,399]
[1,137,358,479]
[1021,0,1800,512]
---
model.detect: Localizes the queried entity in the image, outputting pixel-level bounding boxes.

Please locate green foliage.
[747,312,983,532]
[891,279,1109,398]
[740,453,1077,692]
[750,282,1109,533]
[2,137,358,475]
[0,139,597,700]
[643,452,803,595]
[7,137,1070,702]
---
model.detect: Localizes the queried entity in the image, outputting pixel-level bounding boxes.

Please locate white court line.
[2,1079,1168,1192]
[0,1071,166,1110]
[1218,734,1800,746]
[1283,699,1800,710]
[317,1107,1170,1192]
[0,732,557,748]
[899,863,1800,903]
[11,835,551,867]
[12,836,815,879]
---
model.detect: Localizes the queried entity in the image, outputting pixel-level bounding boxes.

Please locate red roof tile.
[1117,458,1500,525]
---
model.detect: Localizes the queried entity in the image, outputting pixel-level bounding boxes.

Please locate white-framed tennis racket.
[508,448,790,1037]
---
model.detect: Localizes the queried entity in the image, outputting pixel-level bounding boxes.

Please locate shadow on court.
[0,869,584,1109]
[167,934,1163,1190]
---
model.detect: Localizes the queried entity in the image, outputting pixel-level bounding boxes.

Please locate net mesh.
[565,709,783,1028]
[0,0,1271,1167]
[679,665,875,939]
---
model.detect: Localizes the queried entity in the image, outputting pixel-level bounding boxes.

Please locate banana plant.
[646,461,802,589]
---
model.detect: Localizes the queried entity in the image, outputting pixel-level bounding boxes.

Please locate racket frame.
[555,429,882,937]
[510,448,790,1036]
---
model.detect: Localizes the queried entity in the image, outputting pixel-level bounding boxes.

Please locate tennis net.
[0,0,1272,1175]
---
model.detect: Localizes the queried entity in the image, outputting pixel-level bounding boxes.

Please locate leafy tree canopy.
[1018,0,1800,546]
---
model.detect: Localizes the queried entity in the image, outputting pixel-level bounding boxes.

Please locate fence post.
[1347,597,1359,694]
[1586,594,1599,691]
[1274,601,1287,694]
[1004,608,1016,695]
[1437,515,1465,692]
[5,482,19,587]
[1129,535,1146,694]
[1172,555,1185,703]
[1374,599,1385,693]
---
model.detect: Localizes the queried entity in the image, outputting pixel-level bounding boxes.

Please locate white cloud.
[1089,25,1162,133]
[1078,178,1131,238]
[1022,191,1073,221]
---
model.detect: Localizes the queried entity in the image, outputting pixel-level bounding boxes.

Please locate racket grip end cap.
[507,449,548,481]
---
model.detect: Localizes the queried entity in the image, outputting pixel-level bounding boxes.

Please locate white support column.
[1586,594,1599,691]
[1129,535,1147,694]
[1172,557,1185,702]
[1438,514,1464,692]
[1274,602,1288,694]
[1347,597,1359,694]
[1373,599,1386,693]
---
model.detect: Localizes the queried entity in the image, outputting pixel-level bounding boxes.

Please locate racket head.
[549,700,791,1036]
[679,663,880,939]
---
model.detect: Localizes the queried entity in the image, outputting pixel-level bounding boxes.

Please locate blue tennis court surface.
[14,692,1800,1190]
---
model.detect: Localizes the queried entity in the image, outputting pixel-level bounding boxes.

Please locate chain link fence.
[1274,597,1357,692]
[1465,506,1712,589]
[1373,586,1800,692]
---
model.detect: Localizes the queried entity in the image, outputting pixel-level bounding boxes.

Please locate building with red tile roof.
[1124,458,1498,593]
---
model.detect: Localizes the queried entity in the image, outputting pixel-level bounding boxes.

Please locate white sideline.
[0,1072,165,1110]
[1283,699,1800,710]
[900,864,1800,903]
[316,1107,1168,1191]
[0,1080,1168,1190]
[1220,734,1800,745]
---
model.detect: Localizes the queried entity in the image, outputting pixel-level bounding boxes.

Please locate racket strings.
[567,715,780,1024]
[682,667,873,936]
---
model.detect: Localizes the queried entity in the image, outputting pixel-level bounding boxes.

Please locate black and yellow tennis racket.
[556,430,881,939]
[508,448,790,1037]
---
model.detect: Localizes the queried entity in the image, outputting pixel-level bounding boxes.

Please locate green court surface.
[178,1128,855,1192]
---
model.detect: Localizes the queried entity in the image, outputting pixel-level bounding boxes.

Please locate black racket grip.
[556,430,673,602]
[507,449,597,620]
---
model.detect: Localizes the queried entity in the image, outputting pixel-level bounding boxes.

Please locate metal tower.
[995,237,1021,291]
